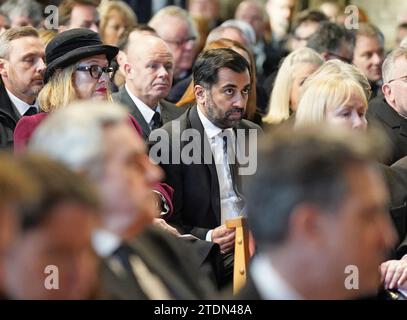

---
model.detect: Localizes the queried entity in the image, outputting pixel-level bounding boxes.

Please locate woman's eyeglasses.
[76,65,114,80]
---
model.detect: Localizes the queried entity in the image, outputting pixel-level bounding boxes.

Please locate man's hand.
[380,255,407,290]
[153,218,181,237]
[211,224,235,254]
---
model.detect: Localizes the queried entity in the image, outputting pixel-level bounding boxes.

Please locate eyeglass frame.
[387,75,407,84]
[161,36,197,47]
[75,64,114,80]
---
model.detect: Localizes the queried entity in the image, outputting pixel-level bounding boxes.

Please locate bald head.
[235,0,265,41]
[124,32,174,108]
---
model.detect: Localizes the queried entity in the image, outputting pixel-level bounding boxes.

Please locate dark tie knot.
[151,111,162,130]
[24,107,38,116]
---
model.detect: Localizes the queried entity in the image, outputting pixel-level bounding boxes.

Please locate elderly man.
[351,23,385,99]
[237,125,396,299]
[367,48,407,165]
[150,48,261,287]
[113,28,186,141]
[0,26,45,149]
[29,101,216,299]
[149,6,198,87]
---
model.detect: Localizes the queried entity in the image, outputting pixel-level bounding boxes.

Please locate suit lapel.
[0,81,20,126]
[117,87,150,139]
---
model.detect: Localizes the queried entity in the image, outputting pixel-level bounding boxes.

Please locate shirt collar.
[250,254,303,300]
[125,84,161,125]
[92,229,122,258]
[6,89,39,116]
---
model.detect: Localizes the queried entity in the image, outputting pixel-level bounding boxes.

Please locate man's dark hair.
[16,155,100,231]
[246,125,386,250]
[193,48,250,88]
[307,21,354,56]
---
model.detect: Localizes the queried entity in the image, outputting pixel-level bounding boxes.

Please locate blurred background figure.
[395,23,407,48]
[0,0,43,28]
[58,0,100,32]
[263,47,323,127]
[188,0,221,30]
[0,153,38,299]
[3,155,101,300]
[318,0,344,23]
[149,6,199,92]
[239,125,396,299]
[351,23,385,99]
[0,11,10,34]
[99,0,137,46]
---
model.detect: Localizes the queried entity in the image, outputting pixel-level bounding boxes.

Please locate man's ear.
[123,62,133,79]
[382,83,395,104]
[288,203,329,247]
[116,50,127,74]
[194,85,206,104]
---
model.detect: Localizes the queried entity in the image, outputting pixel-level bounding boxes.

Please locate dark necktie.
[24,107,37,116]
[151,111,162,131]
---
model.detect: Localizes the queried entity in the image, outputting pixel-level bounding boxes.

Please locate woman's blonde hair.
[39,65,78,113]
[39,64,113,113]
[263,47,323,125]
[177,38,257,120]
[295,62,368,128]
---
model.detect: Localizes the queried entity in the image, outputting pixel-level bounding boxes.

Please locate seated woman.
[14,28,176,229]
[295,59,370,130]
[263,47,324,126]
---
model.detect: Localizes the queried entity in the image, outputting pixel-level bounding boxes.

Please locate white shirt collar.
[125,84,161,125]
[92,229,122,258]
[250,254,303,300]
[6,89,39,116]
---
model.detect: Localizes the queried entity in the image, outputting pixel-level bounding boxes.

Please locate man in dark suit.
[236,125,397,299]
[29,101,216,299]
[150,48,261,287]
[0,26,44,149]
[367,47,407,165]
[113,29,186,141]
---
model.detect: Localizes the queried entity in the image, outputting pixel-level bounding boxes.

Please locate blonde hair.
[295,73,368,128]
[99,0,137,44]
[263,47,323,125]
[38,65,78,113]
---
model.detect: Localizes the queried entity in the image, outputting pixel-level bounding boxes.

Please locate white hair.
[220,19,256,47]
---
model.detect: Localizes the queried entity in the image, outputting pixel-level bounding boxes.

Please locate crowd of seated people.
[0,0,407,300]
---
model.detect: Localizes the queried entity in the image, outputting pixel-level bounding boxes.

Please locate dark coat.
[367,96,407,165]
[100,225,216,299]
[0,81,20,150]
[113,86,187,141]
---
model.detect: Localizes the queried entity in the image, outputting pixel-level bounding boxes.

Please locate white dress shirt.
[6,89,39,116]
[250,254,303,300]
[125,84,161,131]
[92,229,122,258]
[197,106,244,241]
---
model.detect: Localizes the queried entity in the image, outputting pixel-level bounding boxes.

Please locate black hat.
[44,28,119,84]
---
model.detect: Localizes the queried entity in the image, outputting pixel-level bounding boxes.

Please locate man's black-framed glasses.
[76,65,114,80]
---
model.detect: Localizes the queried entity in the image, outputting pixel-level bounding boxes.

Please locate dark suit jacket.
[0,81,21,149]
[367,97,407,165]
[149,105,261,239]
[380,158,407,258]
[113,86,187,141]
[100,225,216,300]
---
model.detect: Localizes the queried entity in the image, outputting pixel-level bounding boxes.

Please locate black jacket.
[0,81,20,150]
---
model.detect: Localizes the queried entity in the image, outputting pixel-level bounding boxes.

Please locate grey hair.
[382,47,407,83]
[1,0,43,28]
[220,19,256,48]
[29,101,129,177]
